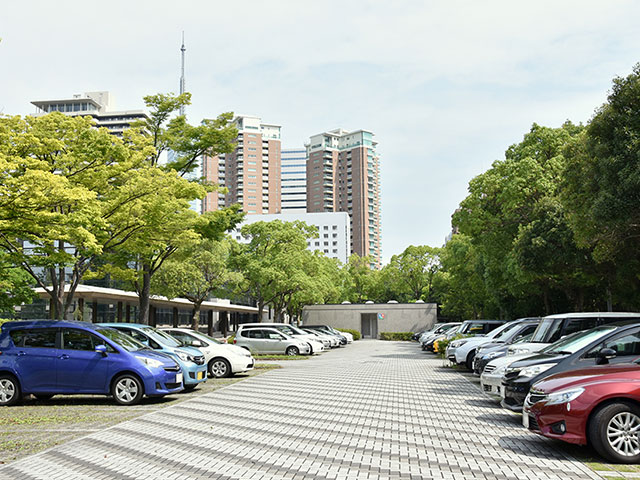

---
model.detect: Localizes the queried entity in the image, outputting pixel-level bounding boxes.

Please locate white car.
[300,328,340,348]
[234,327,311,356]
[162,328,255,378]
[480,352,540,398]
[237,323,325,354]
[451,321,525,368]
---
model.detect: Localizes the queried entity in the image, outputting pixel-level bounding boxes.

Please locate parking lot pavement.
[0,341,602,480]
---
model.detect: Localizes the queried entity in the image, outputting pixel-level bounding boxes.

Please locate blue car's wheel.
[112,374,143,405]
[0,374,20,406]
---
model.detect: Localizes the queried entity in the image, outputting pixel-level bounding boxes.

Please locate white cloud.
[1,0,639,261]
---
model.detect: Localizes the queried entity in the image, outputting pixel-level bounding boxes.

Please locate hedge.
[337,328,361,340]
[380,332,414,341]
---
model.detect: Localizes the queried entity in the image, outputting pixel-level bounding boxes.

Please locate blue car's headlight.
[176,351,195,363]
[135,355,163,369]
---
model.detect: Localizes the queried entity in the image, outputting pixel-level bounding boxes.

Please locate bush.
[435,333,465,358]
[338,328,361,340]
[380,332,414,341]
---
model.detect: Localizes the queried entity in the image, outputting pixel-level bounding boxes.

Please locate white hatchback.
[238,323,325,354]
[162,328,255,378]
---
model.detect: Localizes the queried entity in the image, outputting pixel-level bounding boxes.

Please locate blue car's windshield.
[96,327,147,352]
[140,326,183,348]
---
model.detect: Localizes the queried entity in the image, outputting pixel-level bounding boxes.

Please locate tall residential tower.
[202,115,281,215]
[306,129,381,268]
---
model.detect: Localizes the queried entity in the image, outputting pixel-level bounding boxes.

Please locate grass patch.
[254,363,282,369]
[585,462,614,471]
[0,414,94,426]
[253,354,309,360]
[614,464,640,472]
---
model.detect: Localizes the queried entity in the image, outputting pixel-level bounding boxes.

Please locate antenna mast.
[179,32,186,116]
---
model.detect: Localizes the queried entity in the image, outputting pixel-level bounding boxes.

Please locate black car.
[472,319,540,374]
[501,322,640,412]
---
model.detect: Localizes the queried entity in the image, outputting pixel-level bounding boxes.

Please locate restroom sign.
[377,313,385,321]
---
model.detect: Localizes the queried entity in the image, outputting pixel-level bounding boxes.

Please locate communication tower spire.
[179,32,186,116]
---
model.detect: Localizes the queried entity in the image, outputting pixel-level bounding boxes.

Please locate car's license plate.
[522,413,529,428]
[176,373,183,384]
[197,371,204,380]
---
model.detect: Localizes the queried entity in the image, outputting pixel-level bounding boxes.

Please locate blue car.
[0,320,184,406]
[99,323,207,390]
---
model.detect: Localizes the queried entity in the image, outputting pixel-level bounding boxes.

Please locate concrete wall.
[301,303,437,338]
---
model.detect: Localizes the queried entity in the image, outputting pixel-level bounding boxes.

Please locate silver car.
[234,327,311,356]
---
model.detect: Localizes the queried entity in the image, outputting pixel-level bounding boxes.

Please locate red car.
[523,363,640,463]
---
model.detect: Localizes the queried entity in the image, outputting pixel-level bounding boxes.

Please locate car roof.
[239,323,293,328]
[1,320,100,330]
[98,323,150,329]
[543,312,640,319]
[460,319,504,324]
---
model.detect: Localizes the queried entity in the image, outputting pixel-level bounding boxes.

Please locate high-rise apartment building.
[281,148,307,213]
[31,91,148,137]
[202,115,281,215]
[306,129,381,268]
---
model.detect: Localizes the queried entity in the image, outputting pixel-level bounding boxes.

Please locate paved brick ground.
[0,341,602,480]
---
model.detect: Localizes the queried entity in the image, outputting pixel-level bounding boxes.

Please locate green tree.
[562,64,640,309]
[435,234,494,319]
[233,220,317,320]
[343,254,377,303]
[453,122,585,317]
[104,92,239,322]
[134,93,237,176]
[385,245,441,302]
[152,238,243,330]
[0,113,154,319]
[0,251,35,313]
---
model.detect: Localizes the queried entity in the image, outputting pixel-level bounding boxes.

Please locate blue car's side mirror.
[95,345,108,356]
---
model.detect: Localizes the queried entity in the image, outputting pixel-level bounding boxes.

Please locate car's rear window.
[23,328,57,348]
[9,329,27,347]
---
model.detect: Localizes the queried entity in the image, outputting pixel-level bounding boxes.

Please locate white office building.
[31,91,148,137]
[281,148,307,213]
[231,212,351,264]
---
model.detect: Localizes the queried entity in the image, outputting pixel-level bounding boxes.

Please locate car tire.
[209,358,232,378]
[589,401,640,463]
[111,374,144,406]
[465,351,476,370]
[34,394,54,401]
[0,374,21,406]
[286,346,299,356]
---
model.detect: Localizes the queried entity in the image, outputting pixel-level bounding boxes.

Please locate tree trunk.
[543,285,551,316]
[138,268,151,324]
[257,299,264,322]
[191,302,202,331]
[606,287,613,312]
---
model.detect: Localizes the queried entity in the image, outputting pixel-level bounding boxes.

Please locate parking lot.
[0,341,601,480]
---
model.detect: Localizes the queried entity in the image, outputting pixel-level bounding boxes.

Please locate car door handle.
[59,354,70,360]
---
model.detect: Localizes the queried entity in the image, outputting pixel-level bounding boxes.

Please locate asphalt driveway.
[0,341,602,480]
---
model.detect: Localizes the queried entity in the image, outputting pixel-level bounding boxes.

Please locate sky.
[2,1,640,264]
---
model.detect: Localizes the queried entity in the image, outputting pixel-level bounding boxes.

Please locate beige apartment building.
[202,115,281,215]
[306,129,381,268]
